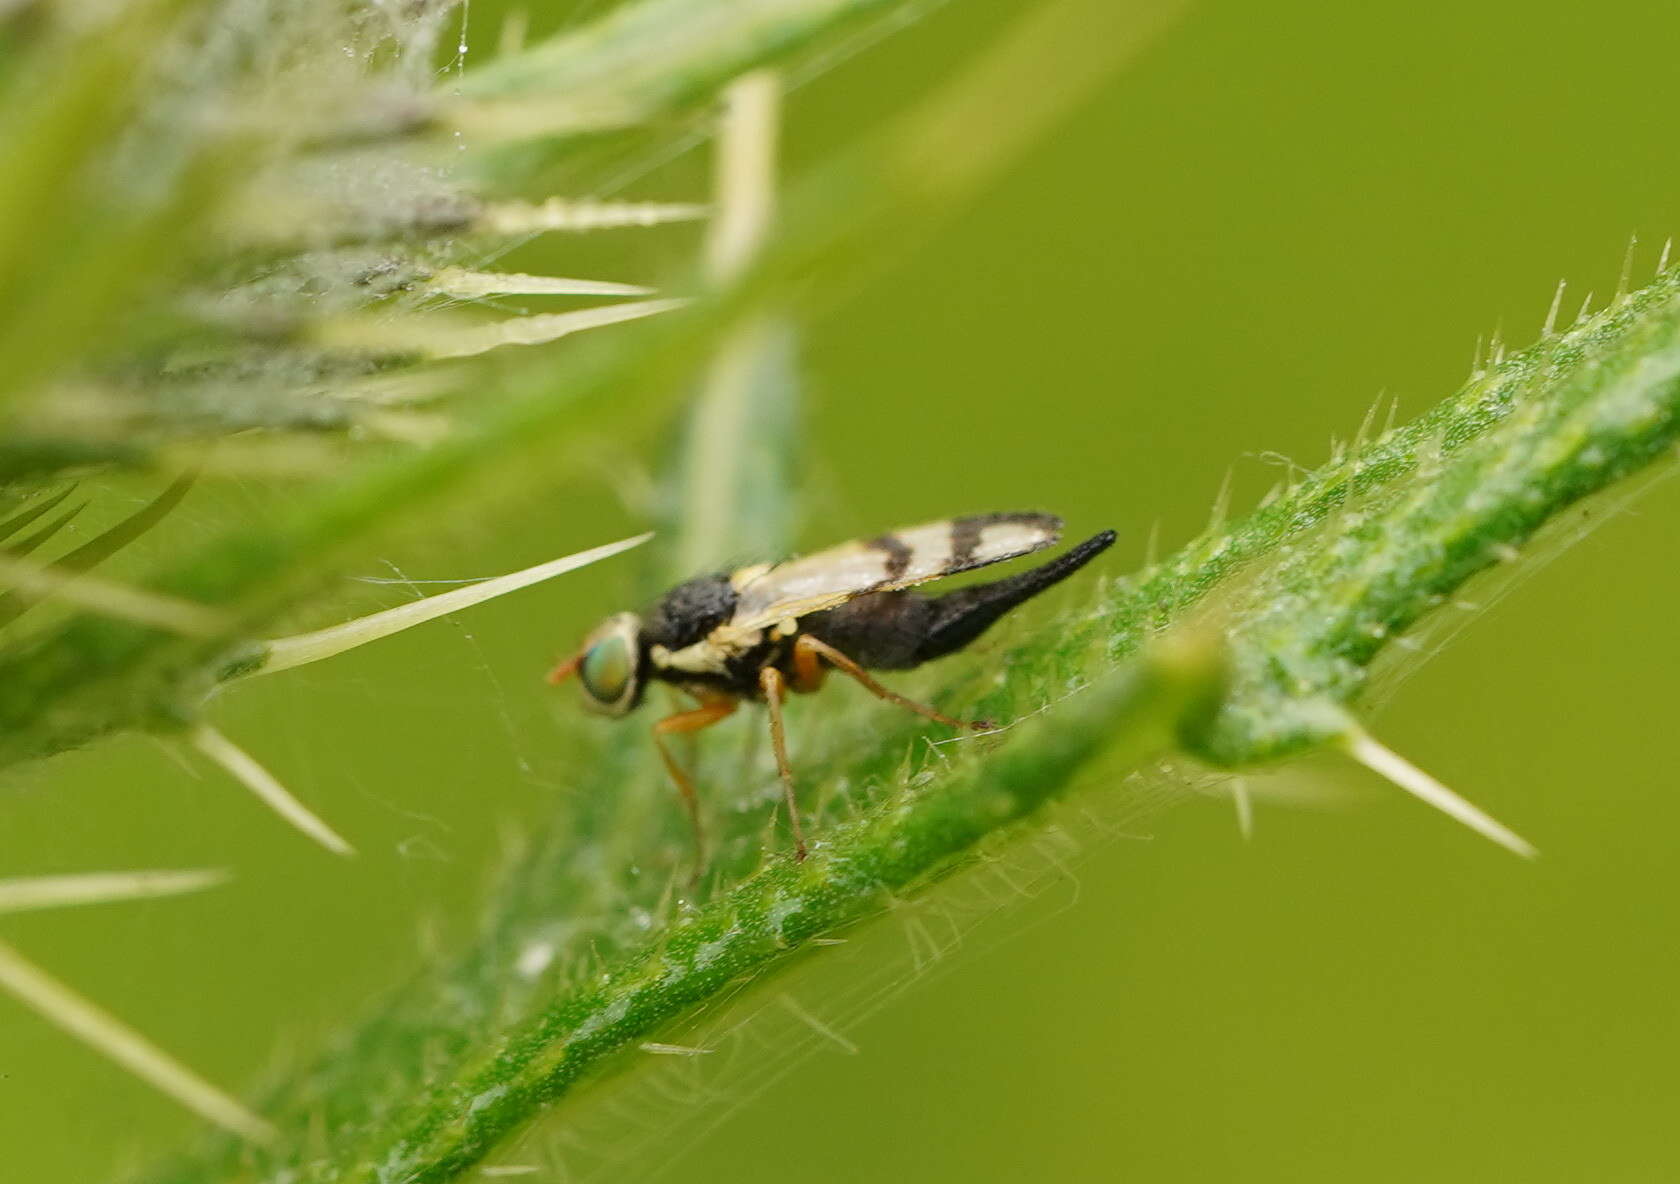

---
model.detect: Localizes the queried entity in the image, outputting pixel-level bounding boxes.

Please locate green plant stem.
[1108,268,1680,766]
[353,645,1222,1184]
[144,261,1680,1182]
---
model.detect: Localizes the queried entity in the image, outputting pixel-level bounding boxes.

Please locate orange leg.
[653,696,737,873]
[793,634,990,731]
[759,666,809,860]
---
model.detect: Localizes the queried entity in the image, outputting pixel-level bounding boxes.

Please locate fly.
[548,512,1115,866]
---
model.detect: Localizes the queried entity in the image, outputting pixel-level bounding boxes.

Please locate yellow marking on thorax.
[653,622,768,676]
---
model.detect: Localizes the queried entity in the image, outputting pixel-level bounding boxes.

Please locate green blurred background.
[6,0,1680,1179]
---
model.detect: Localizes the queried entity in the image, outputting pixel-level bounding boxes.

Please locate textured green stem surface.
[366,651,1219,1184]
[141,266,1680,1182]
[1121,267,1680,765]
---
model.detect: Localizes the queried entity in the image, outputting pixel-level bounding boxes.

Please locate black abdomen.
[803,591,934,669]
[804,529,1116,670]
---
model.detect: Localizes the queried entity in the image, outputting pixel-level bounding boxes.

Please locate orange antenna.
[546,652,583,685]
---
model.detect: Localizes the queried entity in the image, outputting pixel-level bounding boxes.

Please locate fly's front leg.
[758,666,809,860]
[652,696,737,875]
[793,634,992,731]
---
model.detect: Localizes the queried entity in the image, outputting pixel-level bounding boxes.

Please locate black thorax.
[642,573,737,650]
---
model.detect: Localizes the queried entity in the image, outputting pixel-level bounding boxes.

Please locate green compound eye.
[580,635,632,704]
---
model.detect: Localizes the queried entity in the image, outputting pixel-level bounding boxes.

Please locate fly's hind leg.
[653,696,737,875]
[793,634,992,732]
[759,666,809,861]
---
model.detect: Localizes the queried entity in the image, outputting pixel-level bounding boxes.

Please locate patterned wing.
[731,512,1063,630]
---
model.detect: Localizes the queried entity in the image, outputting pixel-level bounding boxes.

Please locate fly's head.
[547,611,646,717]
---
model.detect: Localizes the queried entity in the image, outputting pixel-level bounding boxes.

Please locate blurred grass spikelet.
[0,0,935,1154]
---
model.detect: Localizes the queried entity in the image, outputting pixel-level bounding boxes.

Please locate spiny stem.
[308,640,1226,1184]
[186,724,355,857]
